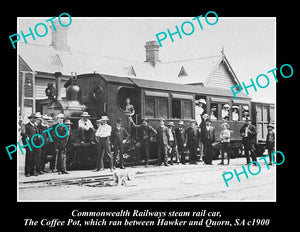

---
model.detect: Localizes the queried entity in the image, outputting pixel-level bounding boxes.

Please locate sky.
[18,16,276,103]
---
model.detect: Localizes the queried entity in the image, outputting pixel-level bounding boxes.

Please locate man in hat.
[111,118,130,169]
[184,119,201,164]
[167,121,178,165]
[201,119,216,165]
[129,117,157,167]
[22,113,43,177]
[266,123,275,165]
[78,111,95,143]
[156,118,170,166]
[38,115,53,173]
[52,114,71,174]
[200,113,209,161]
[175,120,186,164]
[94,116,113,172]
[240,117,257,165]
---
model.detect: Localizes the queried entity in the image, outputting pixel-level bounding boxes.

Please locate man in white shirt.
[94,116,113,172]
[78,112,95,143]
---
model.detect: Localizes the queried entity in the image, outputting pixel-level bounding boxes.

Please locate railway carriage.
[38,72,273,169]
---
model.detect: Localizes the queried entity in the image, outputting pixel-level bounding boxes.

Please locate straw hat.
[56,113,65,118]
[80,112,90,117]
[100,115,109,121]
[168,122,175,127]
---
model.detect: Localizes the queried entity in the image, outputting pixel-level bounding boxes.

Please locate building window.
[172,99,181,119]
[158,98,168,118]
[183,100,192,119]
[145,97,155,117]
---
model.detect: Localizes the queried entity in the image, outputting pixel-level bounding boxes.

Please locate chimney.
[145,41,160,67]
[54,72,62,100]
[50,20,70,52]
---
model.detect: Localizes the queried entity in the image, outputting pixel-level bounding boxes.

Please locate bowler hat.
[80,112,90,117]
[178,120,184,125]
[190,119,196,123]
[116,118,122,123]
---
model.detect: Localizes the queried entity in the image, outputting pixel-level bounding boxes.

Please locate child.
[266,124,275,165]
[219,122,231,165]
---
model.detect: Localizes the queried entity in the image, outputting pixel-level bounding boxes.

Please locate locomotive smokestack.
[54,72,62,100]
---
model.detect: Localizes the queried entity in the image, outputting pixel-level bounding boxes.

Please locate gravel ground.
[18,155,276,201]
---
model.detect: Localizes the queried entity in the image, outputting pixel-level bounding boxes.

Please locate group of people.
[19,109,275,176]
[129,114,223,167]
[19,112,72,177]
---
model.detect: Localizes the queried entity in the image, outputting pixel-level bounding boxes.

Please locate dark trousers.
[113,141,124,167]
[203,140,213,164]
[177,143,185,164]
[25,147,41,175]
[55,145,67,172]
[187,143,198,163]
[136,141,150,165]
[79,127,95,142]
[157,143,168,165]
[267,144,274,163]
[168,141,178,164]
[96,137,113,170]
[220,142,230,164]
[243,142,257,164]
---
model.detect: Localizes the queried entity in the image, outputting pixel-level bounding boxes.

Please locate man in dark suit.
[52,113,71,174]
[240,117,257,165]
[266,123,275,165]
[202,119,215,165]
[175,120,186,164]
[111,118,130,169]
[156,118,170,166]
[185,119,201,164]
[22,113,42,177]
[167,122,178,165]
[129,117,157,167]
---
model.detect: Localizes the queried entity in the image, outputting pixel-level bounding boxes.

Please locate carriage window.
[270,106,275,123]
[232,105,240,121]
[172,99,181,119]
[210,103,218,120]
[158,98,168,118]
[242,105,250,121]
[183,100,192,119]
[221,104,230,121]
[145,97,155,117]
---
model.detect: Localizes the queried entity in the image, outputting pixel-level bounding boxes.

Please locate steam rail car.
[38,72,274,169]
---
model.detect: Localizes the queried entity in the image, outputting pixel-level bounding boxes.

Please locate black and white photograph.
[17,16,276,201]
[3,4,297,231]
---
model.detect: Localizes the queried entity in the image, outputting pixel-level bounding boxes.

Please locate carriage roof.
[78,73,251,100]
